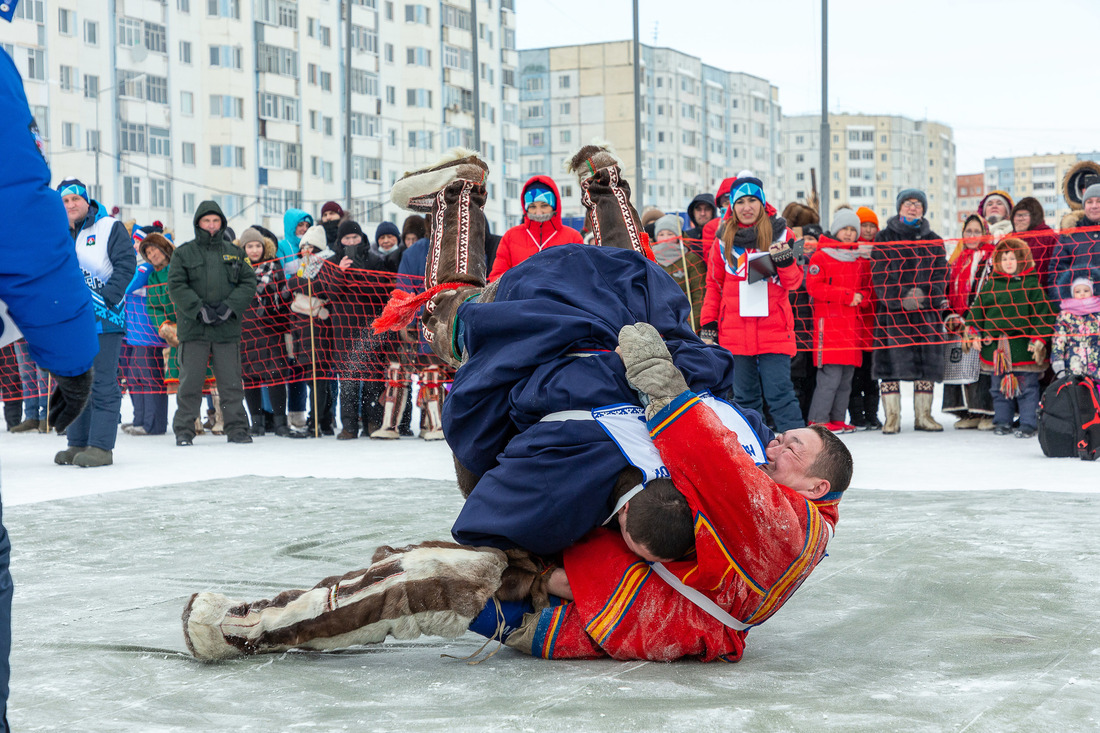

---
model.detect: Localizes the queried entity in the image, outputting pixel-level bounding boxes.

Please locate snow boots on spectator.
[182,542,507,661]
[272,414,291,437]
[881,383,901,435]
[370,362,407,440]
[392,149,490,367]
[566,144,649,257]
[54,445,88,465]
[288,411,307,430]
[913,384,943,432]
[418,366,445,441]
[10,418,39,433]
[73,447,113,467]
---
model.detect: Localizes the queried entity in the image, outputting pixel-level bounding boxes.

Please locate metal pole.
[470,0,482,154]
[819,0,829,213]
[632,0,643,211]
[345,0,353,214]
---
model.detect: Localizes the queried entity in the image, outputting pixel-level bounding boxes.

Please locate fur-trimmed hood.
[992,237,1035,276]
[1062,160,1100,211]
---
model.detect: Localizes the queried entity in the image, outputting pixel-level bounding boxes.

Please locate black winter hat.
[337,219,367,244]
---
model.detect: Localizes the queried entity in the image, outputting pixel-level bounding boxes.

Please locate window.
[123,176,141,206]
[118,17,142,47]
[442,4,471,29]
[406,47,431,66]
[210,144,245,168]
[207,0,240,19]
[351,156,382,181]
[257,92,298,122]
[323,116,333,136]
[183,193,196,214]
[212,195,243,218]
[83,19,98,44]
[150,179,171,208]
[146,75,168,104]
[560,130,571,144]
[524,77,544,92]
[526,132,543,147]
[26,49,45,81]
[59,66,75,92]
[178,0,191,11]
[209,45,243,69]
[350,113,381,137]
[351,25,378,53]
[405,4,430,24]
[182,142,196,165]
[149,127,170,157]
[559,102,571,115]
[58,8,75,35]
[209,94,243,119]
[524,103,543,119]
[86,129,100,151]
[407,130,434,149]
[350,69,379,96]
[144,22,167,53]
[61,122,78,148]
[558,75,571,89]
[119,122,146,153]
[180,41,192,64]
[257,0,298,27]
[319,26,331,46]
[384,43,394,63]
[443,45,472,70]
[406,89,432,108]
[257,43,298,77]
[13,0,43,22]
[386,86,396,105]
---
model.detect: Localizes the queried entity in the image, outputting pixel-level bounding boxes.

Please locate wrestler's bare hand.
[546,568,573,601]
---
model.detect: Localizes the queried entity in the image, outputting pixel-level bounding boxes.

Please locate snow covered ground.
[1,386,1098,731]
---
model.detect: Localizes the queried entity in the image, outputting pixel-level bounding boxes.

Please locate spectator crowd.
[3,160,1100,466]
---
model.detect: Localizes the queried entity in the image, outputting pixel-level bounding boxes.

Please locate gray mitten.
[901,287,926,312]
[618,322,689,420]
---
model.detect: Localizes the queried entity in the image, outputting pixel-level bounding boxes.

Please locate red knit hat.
[856,207,879,227]
[321,201,344,217]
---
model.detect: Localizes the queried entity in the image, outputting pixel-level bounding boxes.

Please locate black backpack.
[1038,374,1100,461]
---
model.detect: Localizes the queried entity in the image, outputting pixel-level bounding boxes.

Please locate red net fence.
[3,225,1099,402]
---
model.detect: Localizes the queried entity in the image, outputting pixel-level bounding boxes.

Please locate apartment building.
[984,151,1100,227]
[780,114,956,231]
[0,0,519,235]
[517,41,782,222]
[956,173,984,224]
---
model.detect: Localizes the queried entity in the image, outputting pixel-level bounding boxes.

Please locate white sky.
[516,0,1100,174]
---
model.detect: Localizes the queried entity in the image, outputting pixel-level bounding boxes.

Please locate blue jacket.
[123,263,165,347]
[395,237,432,356]
[0,47,97,376]
[1050,221,1100,300]
[277,208,313,278]
[446,244,772,555]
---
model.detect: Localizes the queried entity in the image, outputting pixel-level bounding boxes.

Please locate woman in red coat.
[487,176,583,281]
[700,178,804,431]
[804,209,872,432]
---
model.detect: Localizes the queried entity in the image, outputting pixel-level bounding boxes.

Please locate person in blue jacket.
[277,208,315,426]
[55,178,136,467]
[0,20,99,729]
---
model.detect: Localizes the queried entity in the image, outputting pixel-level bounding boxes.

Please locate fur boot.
[914,389,943,431]
[370,363,406,440]
[211,391,224,435]
[566,144,648,257]
[182,542,507,661]
[288,411,307,430]
[882,392,902,435]
[418,366,445,441]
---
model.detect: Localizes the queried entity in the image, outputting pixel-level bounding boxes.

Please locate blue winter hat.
[523,183,556,210]
[729,177,765,208]
[375,221,401,242]
[57,178,90,203]
[896,188,928,215]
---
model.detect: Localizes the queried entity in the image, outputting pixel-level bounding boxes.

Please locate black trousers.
[173,340,248,437]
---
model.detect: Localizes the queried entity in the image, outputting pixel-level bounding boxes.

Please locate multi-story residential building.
[0,0,519,236]
[517,41,782,223]
[983,151,1100,227]
[780,114,956,231]
[956,173,984,224]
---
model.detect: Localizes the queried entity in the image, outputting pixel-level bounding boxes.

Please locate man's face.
[861,221,879,241]
[693,203,715,226]
[404,233,419,247]
[760,428,828,499]
[617,502,668,563]
[899,199,924,218]
[144,246,167,268]
[378,234,399,251]
[320,210,340,223]
[1012,209,1031,232]
[340,233,362,247]
[296,220,310,236]
[62,194,89,226]
[198,214,222,235]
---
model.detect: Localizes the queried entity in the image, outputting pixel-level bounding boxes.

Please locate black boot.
[272,414,291,437]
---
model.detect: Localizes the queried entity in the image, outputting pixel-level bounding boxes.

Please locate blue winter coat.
[0,47,97,376]
[446,244,772,556]
[277,209,313,278]
[1050,221,1100,301]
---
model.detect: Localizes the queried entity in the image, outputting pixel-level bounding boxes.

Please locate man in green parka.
[168,201,257,445]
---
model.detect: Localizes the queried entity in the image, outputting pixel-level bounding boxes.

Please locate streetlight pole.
[819,0,829,213]
[632,0,643,211]
[470,0,481,154]
[345,0,353,214]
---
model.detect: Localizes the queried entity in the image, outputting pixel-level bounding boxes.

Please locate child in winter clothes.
[700,178,804,432]
[805,209,872,432]
[1052,275,1100,378]
[968,238,1055,438]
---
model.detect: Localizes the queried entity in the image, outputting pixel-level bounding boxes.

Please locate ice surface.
[1,387,1098,731]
